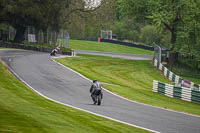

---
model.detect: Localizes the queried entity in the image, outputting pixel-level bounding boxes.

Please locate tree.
[140,25,162,46]
[119,0,200,50]
[119,0,200,66]
[0,0,95,43]
[0,0,44,42]
[64,0,118,39]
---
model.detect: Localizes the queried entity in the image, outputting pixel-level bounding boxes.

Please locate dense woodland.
[0,0,200,75]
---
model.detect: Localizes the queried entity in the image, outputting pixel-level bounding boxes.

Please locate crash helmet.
[93,80,97,83]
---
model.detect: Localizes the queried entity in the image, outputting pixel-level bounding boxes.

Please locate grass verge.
[69,40,153,56]
[55,54,200,116]
[0,61,150,133]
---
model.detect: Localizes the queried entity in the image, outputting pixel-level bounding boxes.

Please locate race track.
[0,49,200,133]
[75,50,153,60]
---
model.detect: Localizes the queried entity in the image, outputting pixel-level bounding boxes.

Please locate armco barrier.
[153,58,200,91]
[153,80,200,104]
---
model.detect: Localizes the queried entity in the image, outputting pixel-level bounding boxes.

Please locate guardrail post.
[153,80,158,92]
[72,49,76,56]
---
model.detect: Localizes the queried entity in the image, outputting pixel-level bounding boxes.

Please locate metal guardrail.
[77,38,154,51]
[153,80,200,104]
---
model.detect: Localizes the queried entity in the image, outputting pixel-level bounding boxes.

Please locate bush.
[111,22,124,40]
[127,30,140,42]
[140,25,162,46]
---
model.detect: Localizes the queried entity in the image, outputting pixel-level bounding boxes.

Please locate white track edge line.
[52,56,200,118]
[1,59,159,133]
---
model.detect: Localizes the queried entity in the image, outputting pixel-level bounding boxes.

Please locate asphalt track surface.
[1,49,200,133]
[75,50,153,60]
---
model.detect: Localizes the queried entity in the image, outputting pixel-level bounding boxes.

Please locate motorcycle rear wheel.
[97,95,101,105]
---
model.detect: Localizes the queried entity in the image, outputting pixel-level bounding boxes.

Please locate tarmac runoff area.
[0,49,200,133]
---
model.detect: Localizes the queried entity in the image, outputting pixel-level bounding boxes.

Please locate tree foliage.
[0,0,96,43]
[119,0,200,51]
[65,0,118,39]
[140,25,162,46]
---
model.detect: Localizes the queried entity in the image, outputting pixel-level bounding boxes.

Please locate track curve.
[0,49,200,133]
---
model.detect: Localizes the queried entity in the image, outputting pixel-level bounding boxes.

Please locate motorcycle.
[91,89,103,105]
[50,49,56,56]
[50,47,60,56]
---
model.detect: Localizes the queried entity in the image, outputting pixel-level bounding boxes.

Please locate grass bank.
[55,54,200,116]
[0,61,149,133]
[69,40,153,56]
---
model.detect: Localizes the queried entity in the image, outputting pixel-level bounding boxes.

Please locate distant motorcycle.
[50,47,60,56]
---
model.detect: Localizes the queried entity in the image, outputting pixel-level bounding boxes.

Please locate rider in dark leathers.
[90,80,103,104]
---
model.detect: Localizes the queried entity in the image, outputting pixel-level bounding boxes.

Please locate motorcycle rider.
[90,80,103,104]
[50,46,60,56]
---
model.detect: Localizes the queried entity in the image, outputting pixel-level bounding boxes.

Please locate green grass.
[69,40,153,55]
[0,61,150,133]
[55,54,200,116]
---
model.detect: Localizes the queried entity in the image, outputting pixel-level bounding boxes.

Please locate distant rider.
[50,46,60,56]
[90,80,103,104]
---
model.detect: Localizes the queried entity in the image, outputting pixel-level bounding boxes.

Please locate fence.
[153,57,200,91]
[0,27,15,41]
[0,25,69,48]
[153,80,200,104]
